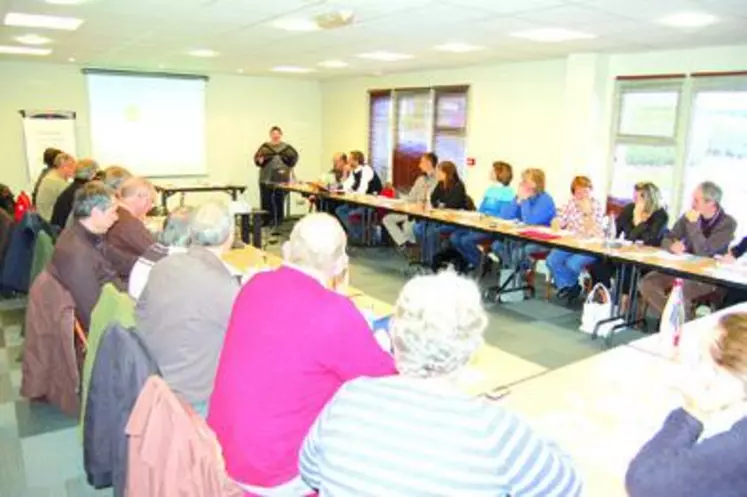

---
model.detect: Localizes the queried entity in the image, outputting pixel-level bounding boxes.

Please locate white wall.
[320,44,747,206]
[0,61,323,211]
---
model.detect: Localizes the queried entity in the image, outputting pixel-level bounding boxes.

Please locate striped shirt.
[299,376,582,497]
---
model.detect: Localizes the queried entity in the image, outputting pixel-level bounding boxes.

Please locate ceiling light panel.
[0,45,52,55]
[659,11,718,28]
[510,28,596,42]
[357,51,413,61]
[4,12,84,31]
[14,34,52,45]
[318,59,349,68]
[272,65,315,73]
[434,42,485,53]
[272,18,320,32]
[187,48,218,57]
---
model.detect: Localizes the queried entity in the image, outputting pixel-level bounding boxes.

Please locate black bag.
[0,184,15,216]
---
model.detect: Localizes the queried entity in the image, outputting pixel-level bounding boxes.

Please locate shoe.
[565,284,582,304]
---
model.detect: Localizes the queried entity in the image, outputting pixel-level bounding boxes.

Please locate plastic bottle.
[660,278,686,359]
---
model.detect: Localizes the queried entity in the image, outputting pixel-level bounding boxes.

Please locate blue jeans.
[450,229,493,268]
[414,222,456,264]
[335,205,366,242]
[491,241,547,270]
[547,249,597,290]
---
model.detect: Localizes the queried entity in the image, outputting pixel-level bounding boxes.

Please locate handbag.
[580,283,622,338]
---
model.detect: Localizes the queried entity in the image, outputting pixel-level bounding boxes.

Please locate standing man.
[254,126,299,227]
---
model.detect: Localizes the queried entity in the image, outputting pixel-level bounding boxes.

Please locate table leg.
[251,213,262,249]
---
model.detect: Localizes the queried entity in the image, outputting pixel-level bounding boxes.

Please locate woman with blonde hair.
[627,312,747,496]
[300,271,582,496]
[588,182,669,294]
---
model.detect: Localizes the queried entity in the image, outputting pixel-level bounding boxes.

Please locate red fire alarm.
[466,157,476,167]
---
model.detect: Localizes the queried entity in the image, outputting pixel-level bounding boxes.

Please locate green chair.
[79,284,136,438]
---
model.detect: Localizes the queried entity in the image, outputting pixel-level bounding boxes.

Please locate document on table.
[707,264,747,285]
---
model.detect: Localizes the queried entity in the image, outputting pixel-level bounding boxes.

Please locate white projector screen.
[86,72,207,176]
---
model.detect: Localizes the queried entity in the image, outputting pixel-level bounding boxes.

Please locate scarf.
[700,208,724,239]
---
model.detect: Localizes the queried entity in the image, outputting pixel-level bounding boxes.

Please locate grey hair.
[72,181,115,219]
[53,153,73,168]
[700,181,723,204]
[190,201,233,247]
[74,158,100,181]
[391,271,487,378]
[102,166,133,192]
[158,206,193,247]
[284,213,347,277]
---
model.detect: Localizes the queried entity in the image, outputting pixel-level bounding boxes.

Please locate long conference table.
[270,181,747,342]
[224,244,747,497]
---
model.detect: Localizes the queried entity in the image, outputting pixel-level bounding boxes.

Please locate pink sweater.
[207,266,396,488]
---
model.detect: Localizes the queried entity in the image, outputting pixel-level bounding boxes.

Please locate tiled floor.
[0,240,645,496]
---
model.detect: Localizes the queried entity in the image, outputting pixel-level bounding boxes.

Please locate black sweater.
[730,236,747,259]
[616,203,669,246]
[431,181,468,210]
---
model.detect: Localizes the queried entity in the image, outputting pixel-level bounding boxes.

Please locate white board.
[21,110,78,183]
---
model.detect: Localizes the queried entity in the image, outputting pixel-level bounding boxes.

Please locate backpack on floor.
[432,248,470,274]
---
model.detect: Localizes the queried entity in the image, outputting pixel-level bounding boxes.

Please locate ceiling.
[0,0,746,78]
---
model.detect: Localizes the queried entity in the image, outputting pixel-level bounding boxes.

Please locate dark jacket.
[84,322,160,496]
[49,222,127,330]
[20,269,80,417]
[0,209,13,280]
[730,236,747,259]
[662,209,736,256]
[50,178,87,228]
[431,181,468,210]
[0,211,57,293]
[626,408,747,497]
[105,207,155,277]
[616,204,669,246]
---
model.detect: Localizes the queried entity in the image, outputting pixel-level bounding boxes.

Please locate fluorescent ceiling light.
[318,59,349,68]
[510,28,595,42]
[14,34,52,45]
[0,45,52,55]
[434,42,485,53]
[187,48,218,57]
[272,65,315,74]
[659,11,718,28]
[357,51,413,62]
[4,12,84,31]
[45,0,92,4]
[68,56,76,62]
[272,18,320,32]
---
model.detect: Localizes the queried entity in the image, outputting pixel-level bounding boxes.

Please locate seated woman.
[450,161,515,271]
[489,167,556,267]
[208,213,395,496]
[413,161,469,264]
[626,313,747,497]
[546,176,604,303]
[300,271,583,496]
[588,182,668,298]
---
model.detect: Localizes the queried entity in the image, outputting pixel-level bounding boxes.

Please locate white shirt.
[343,164,374,194]
[128,246,187,301]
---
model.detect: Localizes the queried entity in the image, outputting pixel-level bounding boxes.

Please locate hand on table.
[670,241,686,255]
[685,209,701,223]
[718,253,737,264]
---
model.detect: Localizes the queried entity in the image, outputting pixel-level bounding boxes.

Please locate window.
[609,73,747,240]
[609,78,684,209]
[367,86,468,190]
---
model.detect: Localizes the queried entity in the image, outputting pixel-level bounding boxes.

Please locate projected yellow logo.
[124,105,141,122]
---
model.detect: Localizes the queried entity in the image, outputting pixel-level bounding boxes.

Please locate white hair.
[284,213,347,277]
[190,201,233,247]
[391,271,487,378]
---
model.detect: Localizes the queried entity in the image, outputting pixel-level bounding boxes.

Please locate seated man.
[300,271,582,496]
[137,201,239,416]
[208,213,395,496]
[640,181,736,319]
[35,152,76,222]
[128,206,193,301]
[51,158,99,228]
[49,181,125,330]
[101,165,132,192]
[381,152,439,252]
[106,177,156,276]
[335,150,383,243]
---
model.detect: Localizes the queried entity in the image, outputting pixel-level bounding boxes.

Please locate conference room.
[1,0,747,495]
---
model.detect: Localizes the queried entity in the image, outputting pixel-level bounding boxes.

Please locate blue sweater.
[626,408,747,497]
[502,192,556,226]
[479,184,515,218]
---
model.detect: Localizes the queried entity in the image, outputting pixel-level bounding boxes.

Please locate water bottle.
[659,279,686,359]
